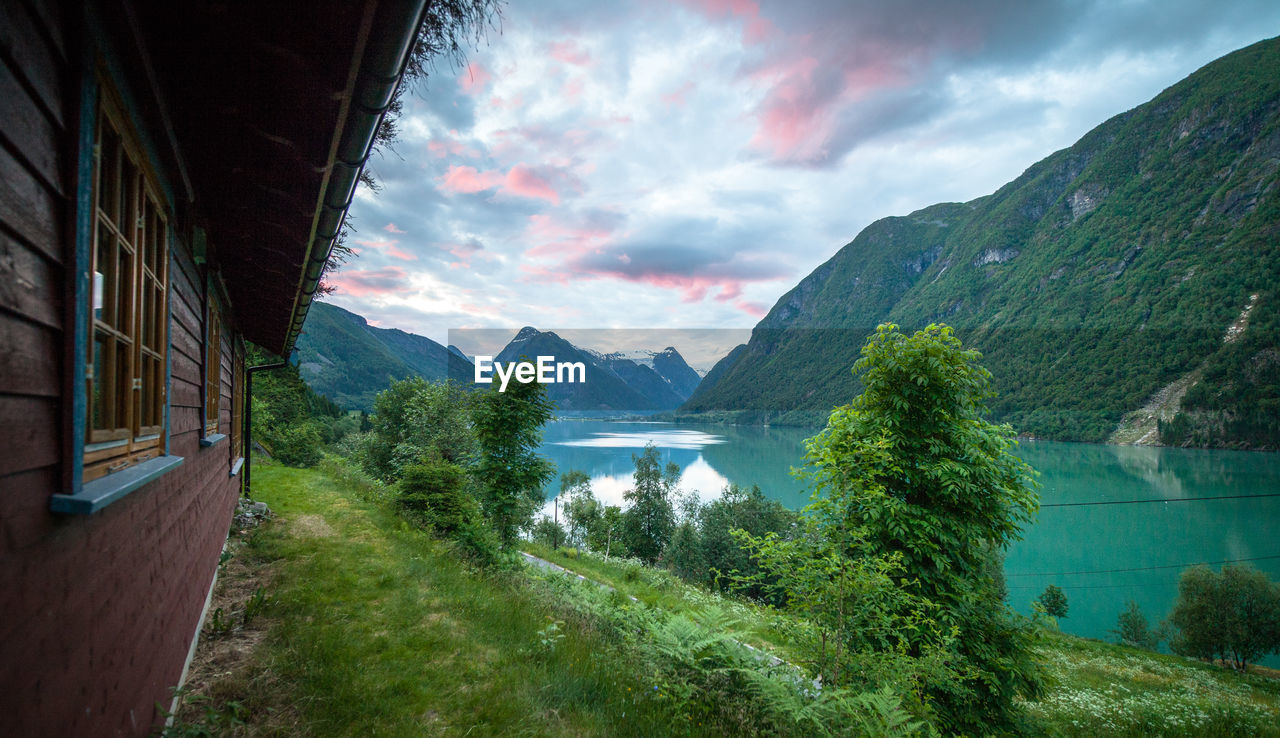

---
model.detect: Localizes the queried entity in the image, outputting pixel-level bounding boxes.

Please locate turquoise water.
[538,419,1280,663]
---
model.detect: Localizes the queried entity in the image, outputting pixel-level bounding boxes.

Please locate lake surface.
[538,419,1280,664]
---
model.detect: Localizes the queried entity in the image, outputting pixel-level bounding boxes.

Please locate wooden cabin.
[0,1,426,734]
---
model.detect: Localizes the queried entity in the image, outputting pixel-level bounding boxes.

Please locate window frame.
[204,293,222,437]
[83,80,171,483]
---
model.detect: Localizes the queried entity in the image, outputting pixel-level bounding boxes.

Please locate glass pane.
[99,127,119,224]
[116,248,132,332]
[115,341,131,430]
[91,334,108,430]
[141,356,154,427]
[93,227,107,324]
[120,160,136,240]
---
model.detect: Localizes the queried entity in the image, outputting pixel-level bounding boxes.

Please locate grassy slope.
[521,545,1280,737]
[182,463,1280,736]
[195,463,681,736]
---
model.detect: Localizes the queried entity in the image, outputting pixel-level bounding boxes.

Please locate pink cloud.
[680,0,773,45]
[439,165,504,194]
[354,238,415,261]
[329,266,410,297]
[561,77,585,102]
[522,212,622,258]
[504,165,561,204]
[439,163,583,205]
[384,223,405,234]
[458,62,492,94]
[661,80,696,109]
[441,240,496,270]
[427,138,480,159]
[734,299,768,318]
[549,40,592,66]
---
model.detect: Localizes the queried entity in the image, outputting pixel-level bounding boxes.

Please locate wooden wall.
[0,2,244,735]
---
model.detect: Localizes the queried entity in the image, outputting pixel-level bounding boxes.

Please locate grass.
[177,461,1280,736]
[179,461,687,736]
[1026,630,1280,736]
[519,542,810,665]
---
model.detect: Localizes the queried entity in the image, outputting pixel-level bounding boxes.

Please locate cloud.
[355,238,416,261]
[439,165,505,194]
[329,266,411,297]
[458,62,492,94]
[334,0,1280,346]
[549,40,593,66]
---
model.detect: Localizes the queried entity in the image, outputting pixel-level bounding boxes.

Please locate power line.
[1008,582,1162,591]
[1006,554,1280,578]
[1040,492,1280,508]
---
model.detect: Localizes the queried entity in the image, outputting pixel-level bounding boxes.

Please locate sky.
[324,0,1280,366]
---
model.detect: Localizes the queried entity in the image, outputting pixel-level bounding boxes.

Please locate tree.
[362,377,474,482]
[797,323,1042,733]
[559,470,598,548]
[1112,601,1159,650]
[398,458,478,536]
[699,484,796,596]
[1167,564,1280,670]
[621,443,679,563]
[1037,585,1069,619]
[588,505,624,558]
[471,364,555,547]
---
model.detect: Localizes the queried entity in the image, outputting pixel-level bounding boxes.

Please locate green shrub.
[270,421,324,467]
[398,459,478,537]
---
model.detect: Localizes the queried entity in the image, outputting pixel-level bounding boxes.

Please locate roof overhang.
[129,0,427,355]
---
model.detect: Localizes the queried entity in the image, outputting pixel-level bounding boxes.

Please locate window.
[206,297,221,436]
[85,92,169,482]
[230,338,244,460]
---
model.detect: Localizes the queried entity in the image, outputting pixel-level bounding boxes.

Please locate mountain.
[293,302,474,410]
[652,347,703,398]
[493,328,701,411]
[685,37,1280,449]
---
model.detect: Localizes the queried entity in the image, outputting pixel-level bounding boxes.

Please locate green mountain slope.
[685,37,1280,448]
[293,302,474,410]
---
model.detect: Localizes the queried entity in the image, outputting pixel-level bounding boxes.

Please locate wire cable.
[1006,553,1280,578]
[1040,492,1280,508]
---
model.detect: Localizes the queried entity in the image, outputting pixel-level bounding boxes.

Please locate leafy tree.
[734,471,958,700]
[664,521,706,582]
[588,505,624,558]
[361,377,475,482]
[621,443,679,563]
[530,516,567,549]
[1111,601,1159,650]
[560,470,601,548]
[247,344,344,467]
[1167,564,1280,670]
[1037,585,1069,619]
[797,323,1042,733]
[471,365,555,547]
[698,484,796,597]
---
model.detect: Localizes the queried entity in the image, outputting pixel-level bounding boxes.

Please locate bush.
[1037,585,1069,619]
[270,421,324,467]
[1111,600,1159,650]
[398,459,479,537]
[1167,564,1280,670]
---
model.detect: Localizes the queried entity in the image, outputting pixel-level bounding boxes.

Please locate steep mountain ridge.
[494,328,702,411]
[293,302,474,410]
[685,37,1280,448]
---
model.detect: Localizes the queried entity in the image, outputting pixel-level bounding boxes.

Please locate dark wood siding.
[0,2,244,735]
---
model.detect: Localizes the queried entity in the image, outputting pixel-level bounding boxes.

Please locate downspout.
[242,361,288,498]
